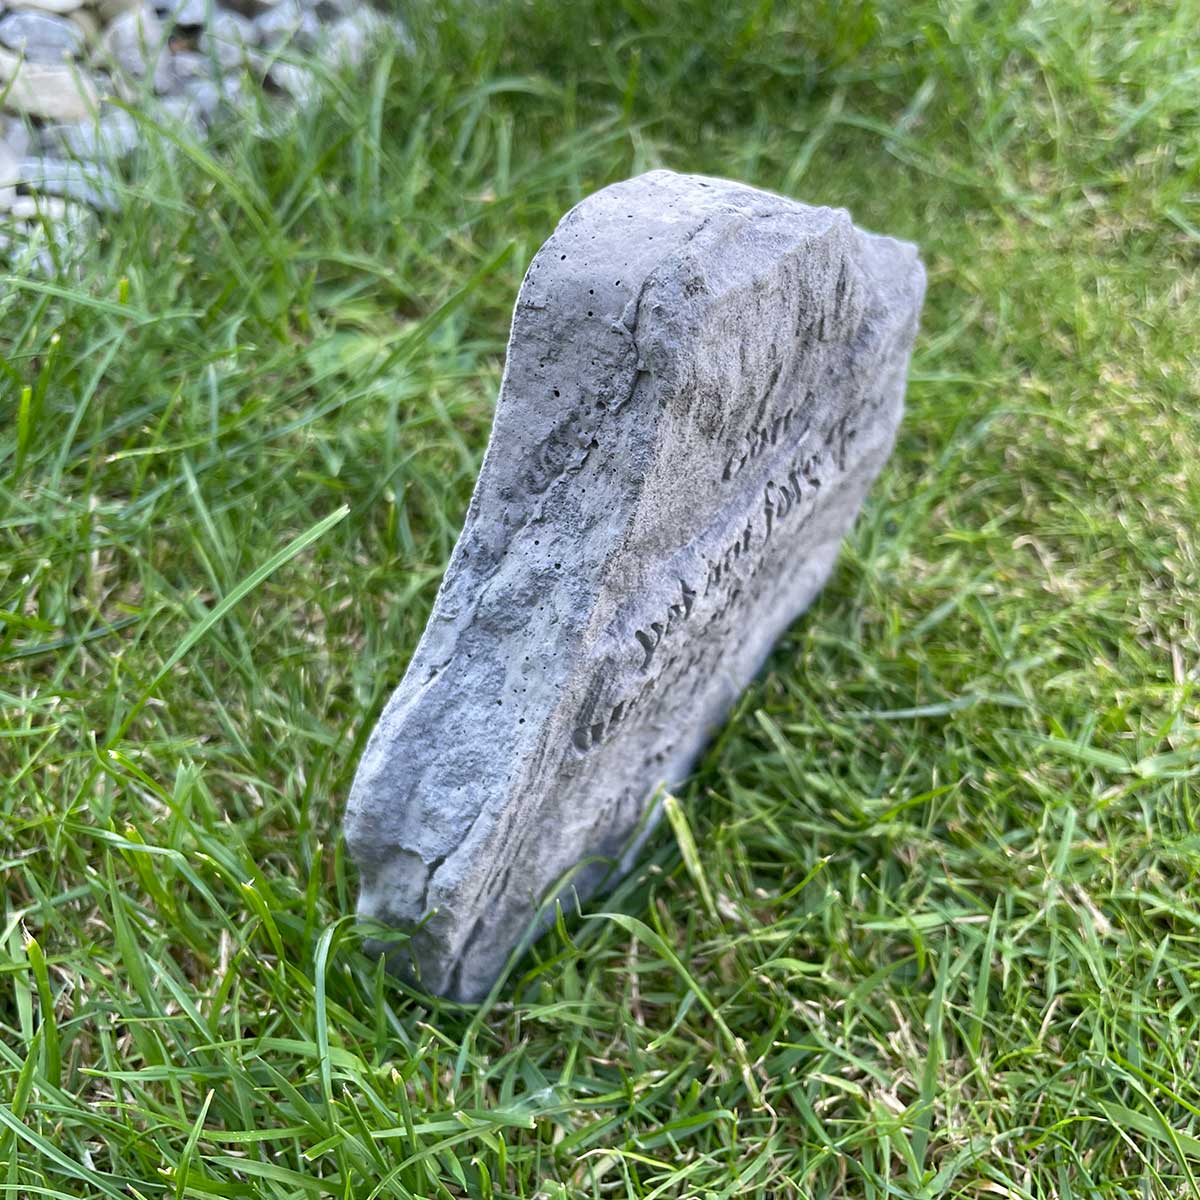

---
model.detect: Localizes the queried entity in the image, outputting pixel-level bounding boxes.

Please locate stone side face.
[345,169,926,1002]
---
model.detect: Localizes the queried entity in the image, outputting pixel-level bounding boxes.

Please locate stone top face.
[345,170,926,1002]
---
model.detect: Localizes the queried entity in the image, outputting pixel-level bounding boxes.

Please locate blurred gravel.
[0,0,404,265]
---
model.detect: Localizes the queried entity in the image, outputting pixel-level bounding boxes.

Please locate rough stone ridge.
[346,169,926,1002]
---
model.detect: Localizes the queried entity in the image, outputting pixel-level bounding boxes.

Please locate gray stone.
[0,11,86,62]
[45,106,139,158]
[344,170,926,1002]
[265,57,313,102]
[198,9,258,68]
[253,0,315,49]
[1,115,33,159]
[156,0,208,26]
[5,194,94,272]
[0,133,21,179]
[321,7,407,68]
[99,4,169,90]
[0,138,18,209]
[178,74,219,120]
[167,48,211,82]
[157,90,204,135]
[18,153,117,208]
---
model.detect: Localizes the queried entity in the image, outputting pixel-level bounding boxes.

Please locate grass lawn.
[3,0,1199,1195]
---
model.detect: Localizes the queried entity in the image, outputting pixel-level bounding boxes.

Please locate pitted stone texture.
[345,170,926,1002]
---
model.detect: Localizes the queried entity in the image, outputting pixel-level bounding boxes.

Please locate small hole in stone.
[587,311,593,317]
[560,254,567,260]
[519,718,525,724]
[553,389,560,397]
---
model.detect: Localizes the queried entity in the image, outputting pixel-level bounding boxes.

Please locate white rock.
[45,106,139,157]
[0,138,18,181]
[0,48,99,119]
[198,9,258,68]
[322,8,412,65]
[1,114,32,157]
[156,0,207,26]
[5,0,85,15]
[0,138,17,209]
[166,48,208,80]
[19,154,117,208]
[252,0,303,47]
[320,8,375,68]
[9,193,67,218]
[266,57,313,102]
[157,90,203,136]
[178,73,218,120]
[98,3,167,86]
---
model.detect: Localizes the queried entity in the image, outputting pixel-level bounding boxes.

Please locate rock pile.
[0,0,399,259]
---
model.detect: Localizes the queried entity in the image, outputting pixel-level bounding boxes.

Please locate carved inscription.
[634,579,697,670]
[522,408,600,495]
[723,406,798,481]
[571,399,847,756]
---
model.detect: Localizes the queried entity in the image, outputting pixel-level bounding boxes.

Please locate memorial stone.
[345,169,926,1001]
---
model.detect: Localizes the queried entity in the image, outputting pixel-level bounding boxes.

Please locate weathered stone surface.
[0,11,87,63]
[344,169,926,1001]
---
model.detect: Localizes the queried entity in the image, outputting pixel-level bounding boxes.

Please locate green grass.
[2,0,1199,1194]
